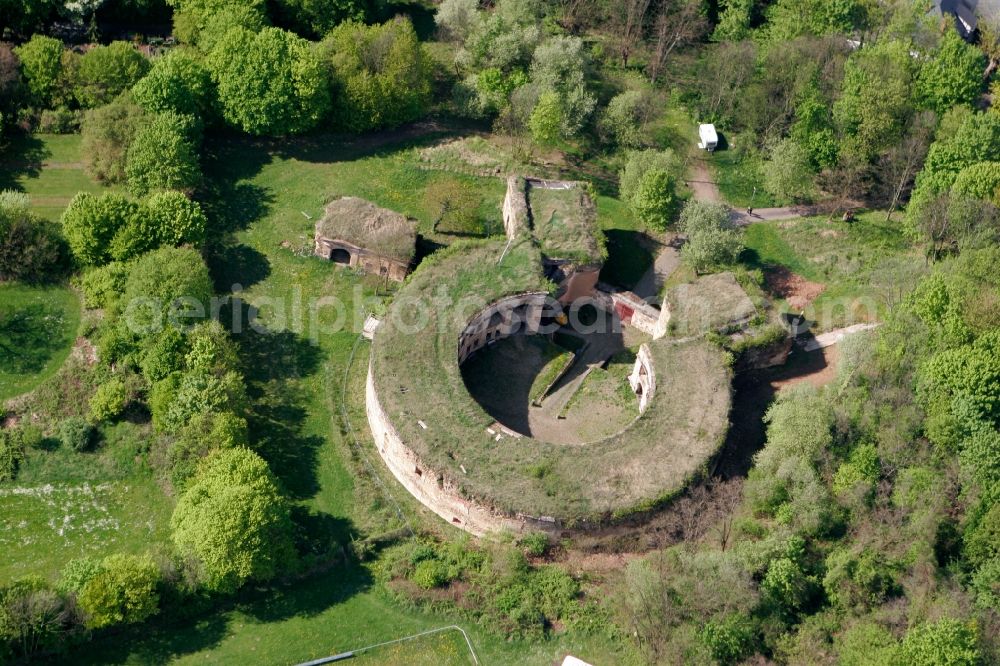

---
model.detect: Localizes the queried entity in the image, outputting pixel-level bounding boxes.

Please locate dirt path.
[801,323,879,352]
[686,159,722,202]
[730,205,821,226]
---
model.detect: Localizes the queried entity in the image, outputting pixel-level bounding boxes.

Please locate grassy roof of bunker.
[528,184,605,266]
[316,196,417,264]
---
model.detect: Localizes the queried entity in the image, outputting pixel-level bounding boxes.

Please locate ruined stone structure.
[365,364,562,536]
[628,344,657,413]
[314,197,417,282]
[501,176,603,304]
[457,292,554,364]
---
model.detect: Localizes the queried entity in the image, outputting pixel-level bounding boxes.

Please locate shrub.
[762,138,815,204]
[170,448,295,593]
[897,618,980,666]
[964,502,1000,567]
[700,612,758,665]
[832,443,881,498]
[323,18,431,133]
[77,553,160,629]
[411,559,450,589]
[620,149,680,210]
[75,41,150,108]
[599,90,649,149]
[61,192,138,266]
[0,192,65,282]
[209,26,330,136]
[632,168,678,231]
[144,190,207,246]
[823,547,900,611]
[81,99,149,185]
[970,556,1000,611]
[519,532,549,557]
[168,411,248,489]
[115,246,213,341]
[57,417,94,451]
[677,200,744,273]
[0,575,78,661]
[125,112,202,196]
[529,35,595,138]
[57,557,103,594]
[89,376,131,422]
[79,261,130,309]
[529,91,564,146]
[0,428,26,481]
[37,107,79,133]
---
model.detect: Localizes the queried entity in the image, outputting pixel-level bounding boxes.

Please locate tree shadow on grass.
[60,559,375,665]
[0,302,71,374]
[198,180,274,235]
[0,133,47,191]
[206,241,271,293]
[229,313,326,501]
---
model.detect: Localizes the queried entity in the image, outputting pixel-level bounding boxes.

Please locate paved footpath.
[801,323,879,352]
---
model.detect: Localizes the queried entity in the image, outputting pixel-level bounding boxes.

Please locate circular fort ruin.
[365,179,738,536]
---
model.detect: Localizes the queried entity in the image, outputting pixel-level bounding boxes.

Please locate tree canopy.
[170,447,295,593]
[208,26,330,136]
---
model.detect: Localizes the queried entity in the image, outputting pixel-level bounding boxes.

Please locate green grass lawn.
[0,476,172,581]
[65,565,625,666]
[0,283,81,401]
[0,133,113,220]
[743,212,925,329]
[708,148,778,209]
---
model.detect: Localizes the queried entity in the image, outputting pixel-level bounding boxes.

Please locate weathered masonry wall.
[366,362,561,537]
[502,175,529,239]
[593,287,663,339]
[457,292,553,364]
[628,343,656,413]
[314,236,410,282]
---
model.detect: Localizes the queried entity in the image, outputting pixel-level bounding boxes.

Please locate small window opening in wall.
[452,517,461,524]
[415,466,422,476]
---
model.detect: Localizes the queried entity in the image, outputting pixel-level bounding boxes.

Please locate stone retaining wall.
[457,292,554,364]
[366,362,562,537]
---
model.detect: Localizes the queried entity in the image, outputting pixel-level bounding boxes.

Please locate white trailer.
[698,123,718,152]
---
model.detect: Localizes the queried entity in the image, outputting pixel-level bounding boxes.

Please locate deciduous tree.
[76,554,160,629]
[75,41,150,108]
[170,447,295,593]
[323,18,430,133]
[125,111,202,196]
[209,26,330,136]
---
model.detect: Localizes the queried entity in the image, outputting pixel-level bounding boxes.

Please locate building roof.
[315,197,417,264]
[526,180,604,265]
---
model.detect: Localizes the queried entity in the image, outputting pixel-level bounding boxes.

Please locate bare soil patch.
[764,265,826,310]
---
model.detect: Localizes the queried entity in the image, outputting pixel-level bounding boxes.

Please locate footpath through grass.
[0,282,81,401]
